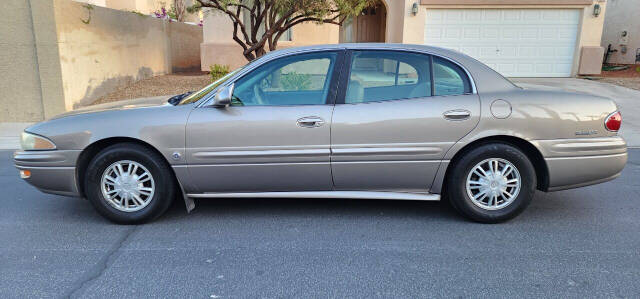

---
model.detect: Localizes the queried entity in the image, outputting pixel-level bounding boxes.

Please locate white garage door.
[424,9,580,77]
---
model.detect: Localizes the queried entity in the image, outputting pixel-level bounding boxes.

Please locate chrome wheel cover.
[465,158,521,211]
[100,160,155,212]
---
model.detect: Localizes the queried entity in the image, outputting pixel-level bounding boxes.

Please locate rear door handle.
[297,116,325,128]
[443,110,471,121]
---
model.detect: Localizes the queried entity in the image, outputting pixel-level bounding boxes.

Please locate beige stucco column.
[574,1,607,75]
[0,0,67,121]
[401,0,427,44]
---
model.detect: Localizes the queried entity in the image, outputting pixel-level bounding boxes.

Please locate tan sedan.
[14,44,627,224]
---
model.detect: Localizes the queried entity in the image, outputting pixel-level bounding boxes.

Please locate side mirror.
[212,84,234,107]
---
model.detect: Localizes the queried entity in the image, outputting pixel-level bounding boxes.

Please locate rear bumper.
[534,136,628,191]
[14,150,82,197]
[545,152,627,191]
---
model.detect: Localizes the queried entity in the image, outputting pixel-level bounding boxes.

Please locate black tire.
[84,143,176,224]
[446,143,536,223]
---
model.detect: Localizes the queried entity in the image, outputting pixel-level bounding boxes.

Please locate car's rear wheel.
[446,143,536,223]
[84,143,175,224]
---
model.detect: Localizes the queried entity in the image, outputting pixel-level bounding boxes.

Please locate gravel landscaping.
[595,77,640,91]
[92,72,211,105]
[583,64,640,91]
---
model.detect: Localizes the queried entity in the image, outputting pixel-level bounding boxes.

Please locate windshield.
[178,66,244,105]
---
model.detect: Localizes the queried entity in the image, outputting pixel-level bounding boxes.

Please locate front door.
[186,51,342,193]
[331,50,480,192]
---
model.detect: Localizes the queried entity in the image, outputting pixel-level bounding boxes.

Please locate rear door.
[330,50,480,192]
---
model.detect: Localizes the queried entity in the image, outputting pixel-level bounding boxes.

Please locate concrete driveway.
[512,78,640,147]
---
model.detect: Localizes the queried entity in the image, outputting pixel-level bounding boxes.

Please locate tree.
[193,0,376,61]
[173,0,188,22]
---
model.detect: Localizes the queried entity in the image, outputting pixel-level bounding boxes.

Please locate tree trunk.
[254,47,267,59]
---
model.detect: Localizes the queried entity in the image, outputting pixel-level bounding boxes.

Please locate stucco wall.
[75,0,201,23]
[169,21,205,72]
[1,0,67,122]
[1,0,202,122]
[1,0,45,122]
[601,0,640,64]
[55,0,171,110]
[381,0,405,43]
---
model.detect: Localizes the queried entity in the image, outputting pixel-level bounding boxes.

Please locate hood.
[50,96,172,120]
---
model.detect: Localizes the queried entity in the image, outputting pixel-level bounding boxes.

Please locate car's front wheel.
[446,143,536,223]
[84,143,176,224]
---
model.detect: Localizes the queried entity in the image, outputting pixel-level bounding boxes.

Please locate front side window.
[433,57,472,96]
[345,51,432,104]
[232,52,337,106]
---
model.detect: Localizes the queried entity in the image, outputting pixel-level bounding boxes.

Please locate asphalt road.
[1,149,639,298]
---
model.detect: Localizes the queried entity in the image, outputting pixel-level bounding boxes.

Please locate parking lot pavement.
[1,149,640,298]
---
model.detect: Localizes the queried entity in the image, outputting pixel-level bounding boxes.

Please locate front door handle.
[297,116,325,128]
[443,110,471,121]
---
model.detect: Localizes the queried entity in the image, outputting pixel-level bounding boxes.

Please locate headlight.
[20,132,56,151]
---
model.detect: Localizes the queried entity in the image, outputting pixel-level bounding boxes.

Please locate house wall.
[384,0,405,43]
[201,0,608,76]
[601,0,640,64]
[200,9,340,70]
[1,0,202,122]
[408,0,608,76]
[574,1,608,74]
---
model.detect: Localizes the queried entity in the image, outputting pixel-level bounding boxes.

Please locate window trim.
[336,49,475,105]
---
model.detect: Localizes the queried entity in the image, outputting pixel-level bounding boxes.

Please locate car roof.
[263,43,463,58]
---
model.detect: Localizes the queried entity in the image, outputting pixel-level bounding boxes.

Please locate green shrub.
[280,72,312,91]
[130,10,146,17]
[210,64,230,82]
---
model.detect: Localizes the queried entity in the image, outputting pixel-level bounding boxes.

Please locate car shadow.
[162,195,467,223]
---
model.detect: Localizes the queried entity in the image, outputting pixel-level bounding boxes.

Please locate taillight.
[605,111,622,132]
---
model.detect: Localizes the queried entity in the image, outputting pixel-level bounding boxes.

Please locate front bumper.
[14,150,82,197]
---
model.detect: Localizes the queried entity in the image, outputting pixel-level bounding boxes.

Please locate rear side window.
[433,57,472,96]
[345,51,432,103]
